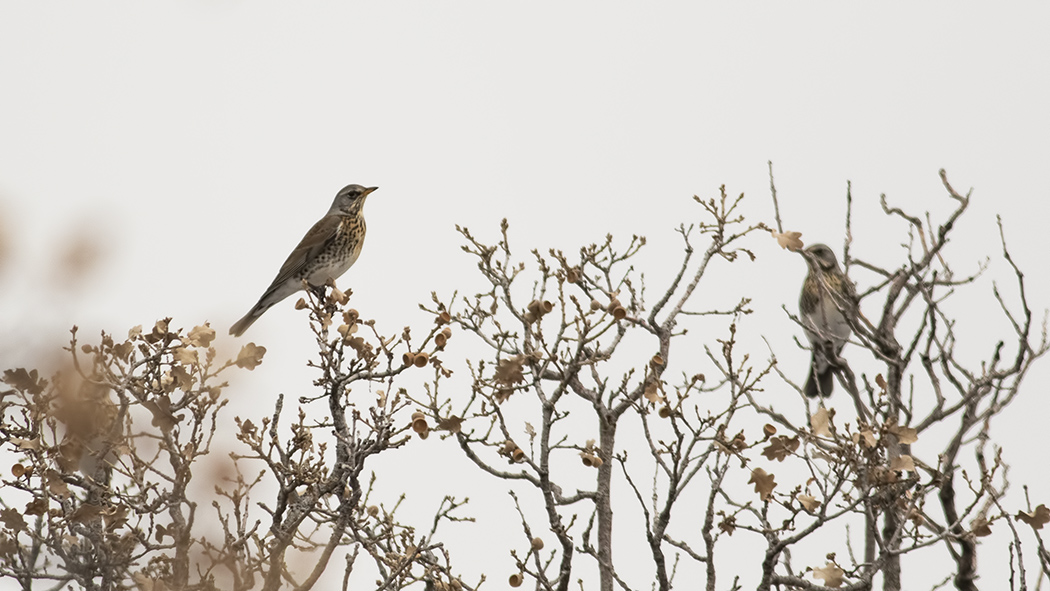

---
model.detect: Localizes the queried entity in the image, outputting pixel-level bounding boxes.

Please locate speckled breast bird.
[229,184,377,337]
[799,243,857,397]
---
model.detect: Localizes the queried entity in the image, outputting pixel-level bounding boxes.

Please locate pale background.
[2,2,1049,588]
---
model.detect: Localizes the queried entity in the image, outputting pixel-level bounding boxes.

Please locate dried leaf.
[494,388,514,403]
[46,471,71,499]
[772,230,804,252]
[748,468,777,501]
[644,381,664,404]
[151,318,171,339]
[173,347,198,365]
[890,455,915,472]
[1017,504,1050,529]
[761,436,799,462]
[24,498,47,517]
[718,514,736,535]
[104,505,129,531]
[330,286,349,305]
[2,368,47,395]
[971,517,992,537]
[187,324,216,348]
[235,343,267,370]
[797,494,821,514]
[495,356,525,386]
[171,366,195,391]
[142,396,181,432]
[0,508,26,532]
[811,407,832,437]
[436,415,464,433]
[10,437,41,451]
[812,562,845,588]
[887,425,919,445]
[853,428,877,448]
[112,341,134,362]
[70,503,104,524]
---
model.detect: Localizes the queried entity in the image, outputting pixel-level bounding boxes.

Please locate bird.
[798,243,857,397]
[229,184,378,337]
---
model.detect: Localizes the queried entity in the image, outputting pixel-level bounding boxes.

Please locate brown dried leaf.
[812,562,845,588]
[811,407,832,437]
[495,356,525,386]
[1017,504,1050,529]
[748,468,777,501]
[142,396,181,432]
[24,498,47,517]
[875,373,887,390]
[104,505,129,531]
[971,517,992,537]
[10,437,41,452]
[644,381,664,404]
[0,508,26,532]
[772,230,804,252]
[887,424,919,445]
[2,368,47,395]
[70,503,105,524]
[890,455,915,472]
[46,471,71,499]
[718,514,736,535]
[173,347,198,366]
[853,428,877,448]
[797,494,821,514]
[436,415,464,434]
[761,436,799,462]
[151,318,171,339]
[187,324,216,348]
[330,286,349,305]
[112,341,134,362]
[235,343,267,370]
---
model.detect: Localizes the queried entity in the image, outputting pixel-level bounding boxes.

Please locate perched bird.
[798,243,857,397]
[229,184,378,337]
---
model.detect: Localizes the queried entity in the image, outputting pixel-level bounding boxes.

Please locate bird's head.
[804,243,840,271]
[329,184,378,216]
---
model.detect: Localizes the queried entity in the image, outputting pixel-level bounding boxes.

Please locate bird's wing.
[259,215,342,298]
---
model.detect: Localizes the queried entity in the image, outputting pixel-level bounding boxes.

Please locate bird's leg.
[308,282,327,302]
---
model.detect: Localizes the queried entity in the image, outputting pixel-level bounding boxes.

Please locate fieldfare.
[229,184,377,337]
[798,243,857,397]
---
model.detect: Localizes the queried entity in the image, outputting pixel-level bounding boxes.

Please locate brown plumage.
[229,184,377,337]
[799,243,857,397]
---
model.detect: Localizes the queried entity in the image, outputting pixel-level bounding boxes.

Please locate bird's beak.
[364,186,379,196]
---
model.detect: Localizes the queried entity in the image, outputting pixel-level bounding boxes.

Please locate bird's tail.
[804,353,835,398]
[229,302,270,337]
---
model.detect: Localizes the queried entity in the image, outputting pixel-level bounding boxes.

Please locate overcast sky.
[2,2,1049,587]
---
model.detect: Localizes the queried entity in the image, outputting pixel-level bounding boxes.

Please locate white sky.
[2,2,1049,587]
